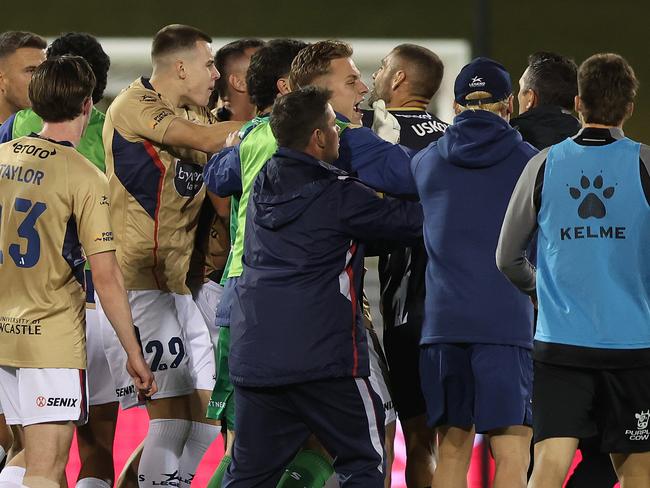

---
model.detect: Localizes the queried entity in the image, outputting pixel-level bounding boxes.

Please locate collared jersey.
[0,136,115,368]
[104,77,215,294]
[362,107,449,151]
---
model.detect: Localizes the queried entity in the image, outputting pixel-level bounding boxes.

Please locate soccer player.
[204,39,309,488]
[0,31,46,124]
[365,43,448,488]
[510,51,581,149]
[98,24,242,487]
[365,43,448,149]
[0,55,155,488]
[413,58,537,488]
[224,85,423,488]
[0,33,118,488]
[210,39,266,121]
[497,53,650,488]
[0,29,46,472]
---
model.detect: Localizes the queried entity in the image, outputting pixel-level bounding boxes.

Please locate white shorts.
[192,280,223,343]
[367,329,396,425]
[86,307,118,406]
[0,367,88,426]
[97,290,216,409]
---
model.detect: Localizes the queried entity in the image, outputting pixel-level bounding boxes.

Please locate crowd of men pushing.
[0,23,648,488]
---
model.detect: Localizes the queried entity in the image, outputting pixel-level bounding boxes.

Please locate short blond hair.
[456,91,509,115]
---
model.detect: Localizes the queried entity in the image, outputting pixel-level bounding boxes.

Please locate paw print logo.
[568,174,615,219]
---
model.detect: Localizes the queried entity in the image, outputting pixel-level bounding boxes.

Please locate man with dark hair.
[223,86,423,488]
[415,58,537,488]
[510,52,580,149]
[203,38,308,488]
[98,24,242,487]
[0,31,46,123]
[210,39,266,120]
[0,33,123,488]
[498,53,650,488]
[0,55,155,488]
[363,44,449,487]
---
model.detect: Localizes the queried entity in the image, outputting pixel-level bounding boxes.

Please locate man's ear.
[277,77,291,95]
[391,70,406,91]
[176,59,186,80]
[453,101,462,116]
[229,73,246,93]
[314,128,326,149]
[507,94,514,115]
[84,97,93,116]
[627,101,634,120]
[574,95,582,114]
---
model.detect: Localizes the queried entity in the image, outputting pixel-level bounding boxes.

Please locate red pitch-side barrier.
[64,407,619,487]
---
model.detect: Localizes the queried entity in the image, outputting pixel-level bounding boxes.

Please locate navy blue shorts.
[420,343,533,433]
[215,276,239,327]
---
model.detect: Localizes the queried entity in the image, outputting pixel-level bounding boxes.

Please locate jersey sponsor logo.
[94,231,114,242]
[411,120,448,137]
[115,385,135,397]
[0,163,45,185]
[140,94,159,103]
[35,396,78,408]
[174,160,204,197]
[151,110,173,130]
[12,142,56,159]
[0,317,42,336]
[626,409,650,441]
[561,174,625,240]
[469,76,485,88]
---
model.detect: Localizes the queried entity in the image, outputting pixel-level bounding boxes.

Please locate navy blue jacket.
[229,147,423,387]
[412,110,537,348]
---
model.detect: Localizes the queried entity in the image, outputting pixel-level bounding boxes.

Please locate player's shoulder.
[109,78,171,114]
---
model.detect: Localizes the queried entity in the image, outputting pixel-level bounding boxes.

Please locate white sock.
[178,421,219,486]
[0,467,25,485]
[138,419,191,487]
[76,477,111,488]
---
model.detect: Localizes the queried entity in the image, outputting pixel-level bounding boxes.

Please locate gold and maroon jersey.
[0,136,115,368]
[103,77,215,294]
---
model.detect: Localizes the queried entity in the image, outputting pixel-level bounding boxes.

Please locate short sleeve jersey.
[103,78,214,294]
[0,136,115,368]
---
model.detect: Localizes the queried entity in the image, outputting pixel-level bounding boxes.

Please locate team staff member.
[225,86,423,488]
[498,53,650,488]
[414,58,537,488]
[511,51,580,149]
[0,55,155,488]
[0,33,120,488]
[364,43,448,488]
[97,24,241,488]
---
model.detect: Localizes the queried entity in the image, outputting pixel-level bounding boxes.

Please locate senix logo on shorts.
[626,410,650,441]
[35,395,78,408]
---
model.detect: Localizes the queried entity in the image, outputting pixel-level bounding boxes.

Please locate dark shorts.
[533,361,650,453]
[383,321,426,420]
[420,343,533,433]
